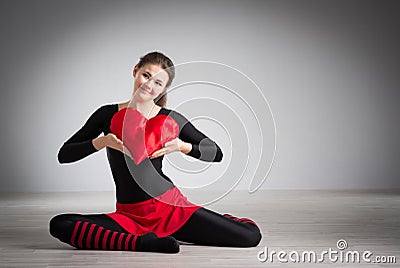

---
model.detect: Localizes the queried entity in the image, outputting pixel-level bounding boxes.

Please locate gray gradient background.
[0,0,399,192]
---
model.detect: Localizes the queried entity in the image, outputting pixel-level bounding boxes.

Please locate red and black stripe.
[70,221,138,251]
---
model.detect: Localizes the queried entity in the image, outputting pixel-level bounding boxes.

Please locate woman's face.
[132,63,169,103]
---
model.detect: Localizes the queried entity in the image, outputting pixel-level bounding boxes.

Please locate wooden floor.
[0,190,399,267]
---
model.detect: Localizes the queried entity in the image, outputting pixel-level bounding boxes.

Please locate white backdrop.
[1,0,399,192]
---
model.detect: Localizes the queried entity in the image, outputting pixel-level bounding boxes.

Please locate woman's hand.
[103,133,133,159]
[149,137,192,159]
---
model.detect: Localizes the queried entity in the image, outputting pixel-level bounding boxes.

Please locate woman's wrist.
[179,141,192,154]
[92,136,106,151]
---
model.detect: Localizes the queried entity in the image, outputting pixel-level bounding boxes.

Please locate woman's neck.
[122,99,160,119]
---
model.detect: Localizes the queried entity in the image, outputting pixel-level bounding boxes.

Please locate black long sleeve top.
[57,103,223,203]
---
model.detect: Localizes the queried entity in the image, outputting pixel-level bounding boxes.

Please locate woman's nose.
[145,79,155,88]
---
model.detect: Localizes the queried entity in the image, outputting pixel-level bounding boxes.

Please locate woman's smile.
[140,86,152,94]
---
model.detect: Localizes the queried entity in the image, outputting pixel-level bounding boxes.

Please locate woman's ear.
[133,65,138,78]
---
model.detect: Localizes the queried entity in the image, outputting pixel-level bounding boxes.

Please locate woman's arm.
[57,106,105,164]
[172,110,223,162]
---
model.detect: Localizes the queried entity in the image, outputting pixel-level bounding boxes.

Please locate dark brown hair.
[136,51,175,107]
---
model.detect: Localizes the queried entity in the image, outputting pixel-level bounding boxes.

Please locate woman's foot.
[136,232,180,254]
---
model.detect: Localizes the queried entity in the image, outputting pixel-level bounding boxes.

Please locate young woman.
[50,51,262,254]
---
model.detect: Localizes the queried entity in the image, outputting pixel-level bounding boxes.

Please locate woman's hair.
[136,51,175,107]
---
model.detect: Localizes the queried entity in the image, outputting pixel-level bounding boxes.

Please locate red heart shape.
[110,108,179,165]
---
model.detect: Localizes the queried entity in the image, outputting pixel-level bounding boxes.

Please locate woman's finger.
[114,137,123,144]
[164,140,173,146]
[150,148,165,159]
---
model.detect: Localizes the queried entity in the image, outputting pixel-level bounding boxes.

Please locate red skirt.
[105,186,202,237]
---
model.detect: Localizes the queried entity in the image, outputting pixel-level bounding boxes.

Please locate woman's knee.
[240,228,262,247]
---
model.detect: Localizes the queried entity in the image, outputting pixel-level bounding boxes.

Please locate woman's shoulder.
[160,107,189,125]
[160,106,178,116]
[88,103,118,119]
[96,103,118,113]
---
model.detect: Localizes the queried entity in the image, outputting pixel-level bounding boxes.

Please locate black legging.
[171,208,262,247]
[50,207,262,248]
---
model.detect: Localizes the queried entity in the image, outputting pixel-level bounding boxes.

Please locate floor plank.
[0,190,399,267]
